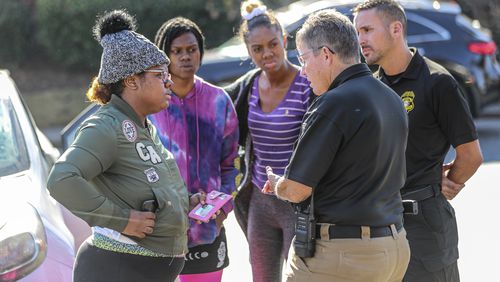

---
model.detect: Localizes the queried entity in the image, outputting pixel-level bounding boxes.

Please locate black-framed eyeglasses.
[144,69,172,83]
[296,45,335,66]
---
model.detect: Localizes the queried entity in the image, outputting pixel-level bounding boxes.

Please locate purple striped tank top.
[248,72,311,189]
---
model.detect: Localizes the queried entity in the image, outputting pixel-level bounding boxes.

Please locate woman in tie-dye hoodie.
[149,17,238,282]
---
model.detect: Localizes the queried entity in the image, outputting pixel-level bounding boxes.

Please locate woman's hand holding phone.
[188,191,232,223]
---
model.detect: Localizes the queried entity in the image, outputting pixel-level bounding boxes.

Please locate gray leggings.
[247,185,296,282]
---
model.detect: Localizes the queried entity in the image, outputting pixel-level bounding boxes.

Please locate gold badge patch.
[401,91,415,113]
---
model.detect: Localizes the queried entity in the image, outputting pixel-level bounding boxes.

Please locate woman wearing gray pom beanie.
[47,10,205,282]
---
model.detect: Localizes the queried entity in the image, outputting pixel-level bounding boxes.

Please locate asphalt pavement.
[222,101,500,282]
[41,101,500,281]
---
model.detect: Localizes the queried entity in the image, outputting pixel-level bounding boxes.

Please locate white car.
[0,69,89,281]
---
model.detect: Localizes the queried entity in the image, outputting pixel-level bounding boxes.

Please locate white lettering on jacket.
[136,143,162,164]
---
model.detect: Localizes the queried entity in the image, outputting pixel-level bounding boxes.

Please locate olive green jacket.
[47,95,189,256]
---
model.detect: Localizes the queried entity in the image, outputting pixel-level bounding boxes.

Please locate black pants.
[74,242,184,282]
[404,260,459,282]
[403,194,460,282]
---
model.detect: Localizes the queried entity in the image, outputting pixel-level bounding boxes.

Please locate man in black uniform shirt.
[264,9,411,282]
[354,1,483,281]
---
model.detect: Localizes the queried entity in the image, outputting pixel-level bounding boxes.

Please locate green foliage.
[35,0,240,70]
[0,0,35,66]
[2,0,299,70]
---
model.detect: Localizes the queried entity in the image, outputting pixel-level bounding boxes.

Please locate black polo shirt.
[377,48,478,191]
[285,64,408,226]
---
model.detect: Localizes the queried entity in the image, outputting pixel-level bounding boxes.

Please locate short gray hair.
[296,9,360,64]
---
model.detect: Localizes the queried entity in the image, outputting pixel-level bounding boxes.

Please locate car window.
[213,5,355,53]
[407,20,437,36]
[455,14,491,40]
[406,12,450,44]
[61,104,98,150]
[0,97,30,176]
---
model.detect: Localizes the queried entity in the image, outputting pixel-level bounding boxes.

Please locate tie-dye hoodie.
[149,76,239,247]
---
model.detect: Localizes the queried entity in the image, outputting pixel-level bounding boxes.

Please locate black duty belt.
[315,223,403,239]
[401,185,439,202]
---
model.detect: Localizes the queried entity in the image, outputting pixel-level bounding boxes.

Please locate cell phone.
[188,191,232,223]
[141,199,158,213]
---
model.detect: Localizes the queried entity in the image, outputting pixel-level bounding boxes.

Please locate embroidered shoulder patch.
[144,167,160,183]
[122,120,137,142]
[401,91,415,113]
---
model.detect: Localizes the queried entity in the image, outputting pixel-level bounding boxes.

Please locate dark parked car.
[61,0,500,149]
[197,0,500,117]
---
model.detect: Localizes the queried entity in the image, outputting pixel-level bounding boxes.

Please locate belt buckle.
[402,199,418,215]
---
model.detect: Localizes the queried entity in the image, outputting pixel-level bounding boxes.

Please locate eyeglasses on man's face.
[144,69,172,83]
[296,45,335,66]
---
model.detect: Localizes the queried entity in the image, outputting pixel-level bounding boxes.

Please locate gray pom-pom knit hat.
[95,10,169,84]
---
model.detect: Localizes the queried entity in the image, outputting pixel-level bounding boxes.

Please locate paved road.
[445,101,500,163]
[222,102,500,282]
[221,163,500,282]
[223,159,500,282]
[453,162,499,281]
[475,102,500,161]
[42,101,500,281]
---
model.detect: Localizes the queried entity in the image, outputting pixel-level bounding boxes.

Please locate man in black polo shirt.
[354,0,483,281]
[263,9,410,282]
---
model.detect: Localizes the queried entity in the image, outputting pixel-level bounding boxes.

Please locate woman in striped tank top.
[225,1,312,281]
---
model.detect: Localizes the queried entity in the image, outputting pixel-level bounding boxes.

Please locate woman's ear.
[123,75,139,90]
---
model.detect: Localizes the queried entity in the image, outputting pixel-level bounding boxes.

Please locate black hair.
[93,9,137,41]
[238,0,284,44]
[154,17,205,64]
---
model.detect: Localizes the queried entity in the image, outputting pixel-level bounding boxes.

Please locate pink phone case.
[188,191,232,223]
